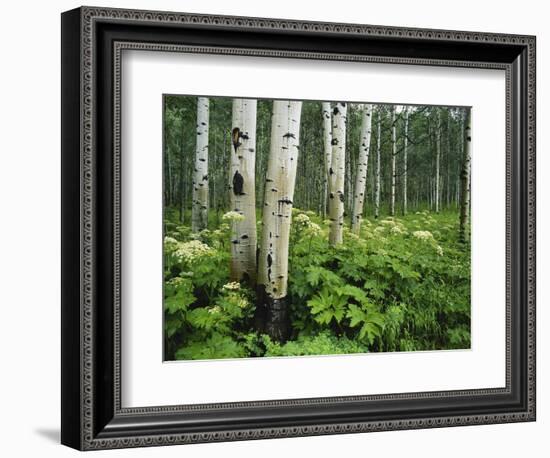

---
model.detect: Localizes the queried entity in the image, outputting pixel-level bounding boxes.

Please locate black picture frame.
[61,6,536,450]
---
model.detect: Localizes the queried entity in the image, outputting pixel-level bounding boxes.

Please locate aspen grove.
[163,96,472,360]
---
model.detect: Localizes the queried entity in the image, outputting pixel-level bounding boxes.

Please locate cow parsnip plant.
[163,209,470,360]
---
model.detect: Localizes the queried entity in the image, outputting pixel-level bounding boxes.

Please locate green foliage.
[262,332,369,357]
[164,209,471,360]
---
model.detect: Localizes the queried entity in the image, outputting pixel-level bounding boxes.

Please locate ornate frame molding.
[61,6,536,450]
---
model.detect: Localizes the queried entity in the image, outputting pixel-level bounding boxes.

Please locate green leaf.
[164,278,196,314]
[346,304,366,327]
[186,308,217,330]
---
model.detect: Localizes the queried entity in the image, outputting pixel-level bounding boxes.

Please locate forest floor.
[163,208,471,360]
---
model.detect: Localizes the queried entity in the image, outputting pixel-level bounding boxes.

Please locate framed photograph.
[61,6,536,450]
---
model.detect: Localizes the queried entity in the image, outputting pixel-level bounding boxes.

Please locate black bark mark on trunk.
[232,170,244,195]
[232,127,241,152]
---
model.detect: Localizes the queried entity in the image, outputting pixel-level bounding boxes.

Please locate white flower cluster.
[207,306,221,315]
[306,222,322,236]
[374,218,407,237]
[390,225,405,235]
[222,211,245,222]
[435,245,444,256]
[412,230,434,241]
[174,240,213,262]
[294,213,311,225]
[222,281,241,291]
[163,236,179,251]
[293,212,323,236]
[167,276,189,287]
[235,296,249,309]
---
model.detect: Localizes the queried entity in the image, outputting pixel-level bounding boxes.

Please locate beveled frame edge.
[112,43,512,414]
[61,5,536,450]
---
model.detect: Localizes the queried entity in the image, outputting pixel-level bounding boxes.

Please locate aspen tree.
[435,109,441,213]
[402,106,409,215]
[229,99,258,283]
[328,102,347,245]
[257,100,303,341]
[390,106,397,217]
[351,104,373,233]
[321,102,332,219]
[374,108,382,218]
[192,97,209,232]
[459,109,472,242]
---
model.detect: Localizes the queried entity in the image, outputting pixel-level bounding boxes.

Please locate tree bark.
[435,109,441,213]
[192,97,209,232]
[390,106,397,217]
[346,105,354,217]
[229,99,258,283]
[374,108,382,218]
[178,140,185,223]
[402,107,409,215]
[351,104,373,233]
[328,102,348,245]
[257,100,303,342]
[446,112,451,208]
[459,109,472,242]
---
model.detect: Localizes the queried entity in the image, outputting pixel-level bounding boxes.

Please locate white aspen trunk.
[229,99,258,283]
[351,104,373,233]
[257,100,303,341]
[346,104,354,216]
[455,118,463,209]
[446,113,451,208]
[192,97,209,232]
[402,107,409,215]
[435,109,441,213]
[179,142,185,224]
[459,109,472,242]
[166,147,173,206]
[390,106,397,217]
[350,141,353,216]
[322,102,332,219]
[328,102,348,245]
[374,109,382,218]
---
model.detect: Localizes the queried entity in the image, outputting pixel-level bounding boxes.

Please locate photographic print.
[61,8,536,448]
[163,96,472,361]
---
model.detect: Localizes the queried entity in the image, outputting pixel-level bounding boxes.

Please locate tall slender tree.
[374,107,382,218]
[178,139,185,223]
[229,99,258,283]
[435,108,442,213]
[328,102,348,245]
[459,108,472,242]
[321,102,332,219]
[446,111,451,208]
[390,106,397,217]
[351,104,373,233]
[402,106,410,215]
[257,100,303,342]
[192,97,209,232]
